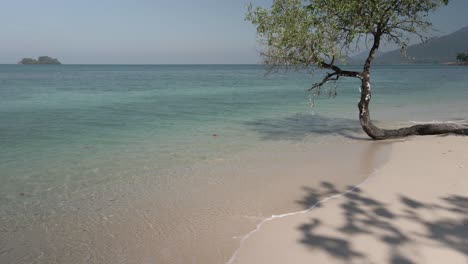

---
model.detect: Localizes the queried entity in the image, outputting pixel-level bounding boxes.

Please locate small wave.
[226,170,380,264]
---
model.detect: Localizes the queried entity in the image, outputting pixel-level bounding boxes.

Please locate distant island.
[18,56,61,65]
[454,52,468,65]
[441,52,468,66]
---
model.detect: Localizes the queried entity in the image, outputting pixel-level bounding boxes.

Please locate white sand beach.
[230,135,468,264]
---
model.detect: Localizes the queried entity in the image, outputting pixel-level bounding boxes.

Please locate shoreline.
[442,61,468,66]
[229,135,468,264]
[1,134,393,264]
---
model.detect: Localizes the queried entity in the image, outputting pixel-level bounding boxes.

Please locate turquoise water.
[1,64,467,263]
[1,65,467,186]
[0,65,313,198]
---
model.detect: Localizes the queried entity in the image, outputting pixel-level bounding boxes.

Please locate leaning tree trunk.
[354,30,468,140]
[358,76,468,140]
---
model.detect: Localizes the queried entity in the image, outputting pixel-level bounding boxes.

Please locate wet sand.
[1,135,392,264]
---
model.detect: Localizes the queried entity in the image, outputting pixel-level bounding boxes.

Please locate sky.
[0,0,467,64]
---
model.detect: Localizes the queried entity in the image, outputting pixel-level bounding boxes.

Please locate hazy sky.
[1,0,467,64]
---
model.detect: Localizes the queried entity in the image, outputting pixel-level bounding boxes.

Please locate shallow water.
[0,64,467,263]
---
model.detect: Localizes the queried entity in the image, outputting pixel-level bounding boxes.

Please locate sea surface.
[1,64,467,263]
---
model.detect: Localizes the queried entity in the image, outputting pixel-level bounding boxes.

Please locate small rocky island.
[452,52,468,65]
[18,56,61,65]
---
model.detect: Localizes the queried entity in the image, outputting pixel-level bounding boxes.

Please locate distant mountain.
[18,56,61,65]
[350,26,468,64]
[347,50,384,65]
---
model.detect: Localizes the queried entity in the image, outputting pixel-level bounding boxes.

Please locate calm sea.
[1,64,467,263]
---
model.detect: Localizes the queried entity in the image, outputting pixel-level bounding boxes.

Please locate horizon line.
[0,63,264,66]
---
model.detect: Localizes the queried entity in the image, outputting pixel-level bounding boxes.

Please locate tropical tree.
[247,0,468,139]
[456,52,468,62]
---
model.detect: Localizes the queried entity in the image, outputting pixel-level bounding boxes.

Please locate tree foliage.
[247,0,449,69]
[456,52,468,62]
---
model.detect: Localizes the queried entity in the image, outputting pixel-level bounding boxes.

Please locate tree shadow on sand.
[295,182,468,263]
[244,114,367,141]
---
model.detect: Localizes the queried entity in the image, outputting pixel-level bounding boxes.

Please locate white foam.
[407,119,467,124]
[226,170,379,264]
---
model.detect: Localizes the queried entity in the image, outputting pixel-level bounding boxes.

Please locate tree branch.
[308,63,362,91]
[308,72,339,91]
[363,32,382,74]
